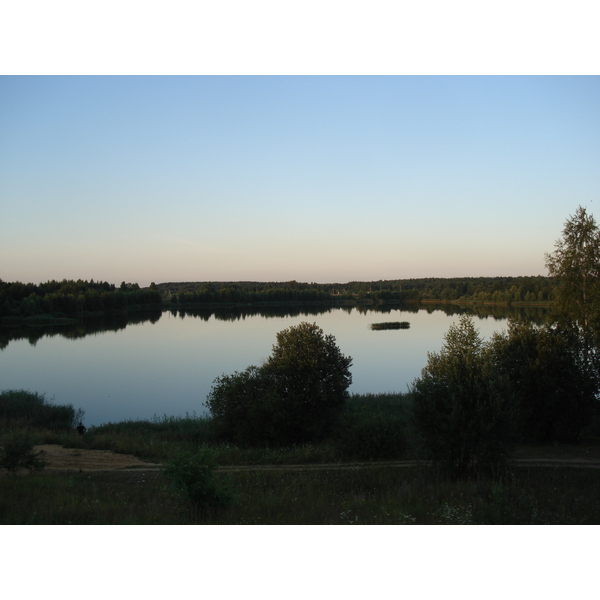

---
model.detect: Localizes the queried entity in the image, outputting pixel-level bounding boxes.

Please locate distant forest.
[0,279,162,321]
[158,276,555,306]
[0,276,554,323]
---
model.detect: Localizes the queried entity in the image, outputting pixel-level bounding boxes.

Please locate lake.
[0,305,546,426]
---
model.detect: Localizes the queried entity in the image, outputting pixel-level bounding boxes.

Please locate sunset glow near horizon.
[1,76,599,287]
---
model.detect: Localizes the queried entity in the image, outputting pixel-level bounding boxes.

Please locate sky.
[1,75,599,287]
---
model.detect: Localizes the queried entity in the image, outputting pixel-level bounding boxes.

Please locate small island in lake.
[370,321,410,330]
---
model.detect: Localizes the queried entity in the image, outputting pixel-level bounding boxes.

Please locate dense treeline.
[401,275,554,303]
[2,276,554,320]
[0,279,162,320]
[175,281,332,305]
[158,280,421,304]
[157,275,553,306]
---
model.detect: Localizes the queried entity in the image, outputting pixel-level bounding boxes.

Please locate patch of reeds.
[0,389,82,432]
[32,414,215,462]
[370,321,410,330]
[18,394,418,466]
[332,393,417,461]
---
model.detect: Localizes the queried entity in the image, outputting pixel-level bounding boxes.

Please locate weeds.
[0,389,83,432]
[1,460,599,524]
[163,448,231,510]
[1,389,600,524]
[0,432,47,473]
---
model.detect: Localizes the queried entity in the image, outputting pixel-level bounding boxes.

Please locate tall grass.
[21,393,419,465]
[2,389,600,524]
[0,389,82,432]
[34,413,215,461]
[332,393,417,461]
[2,464,598,524]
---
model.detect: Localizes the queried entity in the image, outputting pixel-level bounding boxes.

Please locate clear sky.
[1,75,599,287]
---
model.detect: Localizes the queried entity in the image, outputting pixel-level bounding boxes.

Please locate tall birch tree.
[545,205,600,386]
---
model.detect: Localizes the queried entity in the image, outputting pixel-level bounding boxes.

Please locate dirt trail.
[28,444,600,473]
[32,445,162,472]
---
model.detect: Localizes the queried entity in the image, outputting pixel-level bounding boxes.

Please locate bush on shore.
[0,389,83,432]
[0,431,47,473]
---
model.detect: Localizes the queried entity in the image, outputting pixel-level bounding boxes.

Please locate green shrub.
[0,389,82,432]
[163,448,231,509]
[207,322,353,446]
[0,432,47,473]
[207,366,281,446]
[411,315,516,478]
[332,393,411,461]
[490,321,596,443]
[333,412,407,460]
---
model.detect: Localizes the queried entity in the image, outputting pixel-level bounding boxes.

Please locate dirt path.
[29,444,600,473]
[33,445,162,472]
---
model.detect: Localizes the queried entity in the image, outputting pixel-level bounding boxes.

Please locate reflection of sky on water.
[1,309,511,426]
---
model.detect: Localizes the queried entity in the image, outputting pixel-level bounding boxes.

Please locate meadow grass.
[2,391,600,524]
[24,393,418,465]
[2,463,599,525]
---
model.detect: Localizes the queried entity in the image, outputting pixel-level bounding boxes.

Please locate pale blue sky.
[1,76,599,286]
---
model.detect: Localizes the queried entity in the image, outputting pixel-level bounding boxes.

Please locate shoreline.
[1,298,552,329]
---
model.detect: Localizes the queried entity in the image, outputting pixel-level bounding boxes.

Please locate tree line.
[0,279,162,320]
[157,275,553,306]
[173,282,332,305]
[2,273,556,321]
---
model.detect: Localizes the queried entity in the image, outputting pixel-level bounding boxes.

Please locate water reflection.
[0,303,549,350]
[0,310,163,350]
[172,304,337,322]
[0,304,549,426]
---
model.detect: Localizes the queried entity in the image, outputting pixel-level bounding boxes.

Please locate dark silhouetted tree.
[411,315,515,478]
[207,322,352,445]
[545,206,600,386]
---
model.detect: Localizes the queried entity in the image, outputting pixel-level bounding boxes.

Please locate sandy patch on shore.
[32,445,162,472]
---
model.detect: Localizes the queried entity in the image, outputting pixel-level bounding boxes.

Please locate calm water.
[1,306,542,426]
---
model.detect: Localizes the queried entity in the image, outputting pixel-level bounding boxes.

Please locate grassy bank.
[2,390,600,524]
[2,463,599,525]
[21,393,415,465]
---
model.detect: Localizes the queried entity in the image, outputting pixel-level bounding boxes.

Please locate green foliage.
[545,206,600,387]
[207,322,352,446]
[155,275,556,308]
[163,448,231,509]
[490,320,596,443]
[0,389,82,432]
[332,393,411,461]
[0,432,47,473]
[0,278,161,320]
[411,315,515,478]
[206,366,281,446]
[44,414,215,462]
[546,206,600,328]
[370,321,410,330]
[3,462,600,525]
[264,322,353,442]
